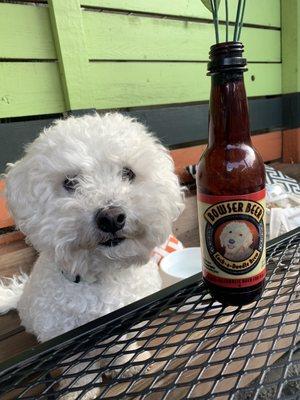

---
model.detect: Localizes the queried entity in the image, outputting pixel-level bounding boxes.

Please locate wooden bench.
[0,232,37,364]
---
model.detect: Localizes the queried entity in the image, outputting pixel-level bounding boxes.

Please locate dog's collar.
[61,270,81,284]
[60,270,98,284]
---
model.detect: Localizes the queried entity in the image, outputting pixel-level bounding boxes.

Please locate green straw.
[206,0,246,44]
[237,0,247,41]
[213,0,220,43]
[210,0,219,43]
[233,0,243,42]
[225,0,229,42]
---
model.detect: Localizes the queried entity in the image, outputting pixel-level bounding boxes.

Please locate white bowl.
[160,247,202,288]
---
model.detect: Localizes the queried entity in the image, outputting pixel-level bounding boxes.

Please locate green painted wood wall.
[0,0,281,119]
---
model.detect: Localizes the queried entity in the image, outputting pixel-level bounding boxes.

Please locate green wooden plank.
[0,61,281,118]
[84,12,280,62]
[81,0,281,27]
[89,62,282,109]
[281,0,300,94]
[0,3,56,60]
[0,63,65,118]
[48,0,93,110]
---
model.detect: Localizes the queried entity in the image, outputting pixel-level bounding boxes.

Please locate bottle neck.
[208,72,250,147]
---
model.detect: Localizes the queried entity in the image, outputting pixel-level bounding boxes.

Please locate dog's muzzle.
[95,207,126,247]
[95,206,126,234]
[101,237,125,247]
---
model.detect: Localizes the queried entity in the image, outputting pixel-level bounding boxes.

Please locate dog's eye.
[121,167,135,182]
[63,177,78,192]
[229,231,232,234]
[239,234,243,236]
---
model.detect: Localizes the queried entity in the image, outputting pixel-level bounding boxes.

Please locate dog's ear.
[5,156,38,235]
[167,166,185,222]
[243,226,254,249]
[220,228,226,247]
[157,145,185,222]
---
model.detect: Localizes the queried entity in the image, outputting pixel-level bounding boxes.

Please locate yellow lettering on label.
[204,200,264,224]
[214,250,260,271]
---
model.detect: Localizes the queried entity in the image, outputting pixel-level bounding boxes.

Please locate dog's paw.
[59,387,101,400]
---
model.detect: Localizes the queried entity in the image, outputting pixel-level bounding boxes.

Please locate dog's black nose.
[95,207,126,233]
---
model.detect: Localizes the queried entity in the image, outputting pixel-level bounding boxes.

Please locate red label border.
[204,269,266,288]
[198,188,266,204]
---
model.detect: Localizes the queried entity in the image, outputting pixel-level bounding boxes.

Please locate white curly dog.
[0,113,184,399]
[220,221,254,262]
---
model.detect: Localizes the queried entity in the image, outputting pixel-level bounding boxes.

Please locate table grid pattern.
[0,228,299,400]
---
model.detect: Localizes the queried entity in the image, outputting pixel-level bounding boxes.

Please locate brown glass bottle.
[196,42,266,306]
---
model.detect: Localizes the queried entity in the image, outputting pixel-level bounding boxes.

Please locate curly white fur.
[1,113,184,398]
[220,221,254,261]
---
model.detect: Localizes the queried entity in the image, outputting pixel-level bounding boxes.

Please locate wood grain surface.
[84,12,280,62]
[0,3,56,59]
[81,0,281,28]
[90,62,281,109]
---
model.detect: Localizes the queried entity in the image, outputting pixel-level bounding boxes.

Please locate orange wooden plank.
[0,231,24,246]
[282,128,300,163]
[170,131,283,181]
[252,131,282,161]
[0,240,36,278]
[171,144,207,173]
[0,330,37,364]
[0,181,14,229]
[0,311,22,341]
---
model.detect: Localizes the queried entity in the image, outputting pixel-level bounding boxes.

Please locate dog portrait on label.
[219,221,254,262]
[0,113,184,399]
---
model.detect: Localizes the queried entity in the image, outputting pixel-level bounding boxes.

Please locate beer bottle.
[196,42,266,306]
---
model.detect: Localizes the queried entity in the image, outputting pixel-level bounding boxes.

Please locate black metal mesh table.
[0,228,299,400]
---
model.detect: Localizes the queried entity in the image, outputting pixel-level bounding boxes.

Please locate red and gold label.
[197,189,266,288]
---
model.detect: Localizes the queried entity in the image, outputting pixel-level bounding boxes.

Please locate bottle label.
[197,189,266,288]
